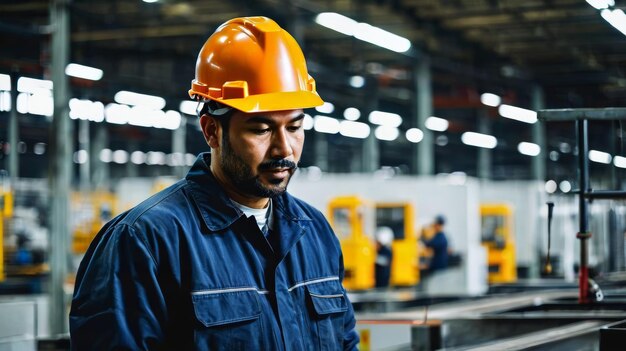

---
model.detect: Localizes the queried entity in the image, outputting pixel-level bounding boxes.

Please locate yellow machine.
[375,202,419,286]
[0,187,14,282]
[327,195,376,290]
[72,191,118,254]
[480,203,517,284]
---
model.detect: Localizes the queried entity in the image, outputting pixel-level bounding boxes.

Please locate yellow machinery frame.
[0,189,13,282]
[327,195,376,290]
[480,203,517,284]
[375,202,419,286]
[72,191,118,254]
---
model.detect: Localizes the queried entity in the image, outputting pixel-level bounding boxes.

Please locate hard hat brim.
[190,90,324,114]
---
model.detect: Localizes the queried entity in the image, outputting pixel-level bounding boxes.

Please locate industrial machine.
[327,195,376,290]
[0,185,13,282]
[375,202,419,286]
[480,203,517,284]
[71,191,118,254]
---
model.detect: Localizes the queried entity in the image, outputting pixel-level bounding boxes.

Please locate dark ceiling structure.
[1,0,625,185]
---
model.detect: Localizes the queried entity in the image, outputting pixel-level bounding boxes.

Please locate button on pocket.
[192,289,263,350]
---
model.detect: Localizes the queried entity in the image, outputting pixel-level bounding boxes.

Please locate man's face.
[216,109,305,200]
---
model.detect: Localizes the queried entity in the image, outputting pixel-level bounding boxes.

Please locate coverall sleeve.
[339,252,360,350]
[69,224,168,350]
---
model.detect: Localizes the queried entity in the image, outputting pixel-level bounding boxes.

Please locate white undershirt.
[231,199,274,233]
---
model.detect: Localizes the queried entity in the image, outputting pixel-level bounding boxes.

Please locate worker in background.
[70,17,359,350]
[375,226,394,288]
[421,215,449,274]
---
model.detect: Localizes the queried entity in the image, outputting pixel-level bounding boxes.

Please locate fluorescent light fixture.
[559,180,572,193]
[143,0,158,3]
[461,131,497,149]
[480,93,501,107]
[315,12,411,53]
[100,148,112,163]
[0,74,10,91]
[303,114,314,130]
[34,143,46,155]
[65,63,103,81]
[114,90,166,110]
[589,149,612,164]
[545,180,557,194]
[73,150,88,164]
[105,103,131,125]
[17,77,53,93]
[131,151,146,165]
[498,104,537,124]
[18,92,53,117]
[112,150,129,164]
[162,110,182,130]
[339,120,370,139]
[374,126,399,141]
[614,155,626,168]
[349,75,365,88]
[313,115,340,134]
[179,100,198,116]
[517,142,541,156]
[405,128,424,143]
[167,153,185,167]
[586,0,614,10]
[185,153,196,166]
[146,151,166,165]
[315,12,358,36]
[69,98,105,122]
[315,102,334,114]
[425,116,449,132]
[0,91,11,112]
[368,110,402,127]
[343,107,361,120]
[601,9,626,36]
[354,23,411,53]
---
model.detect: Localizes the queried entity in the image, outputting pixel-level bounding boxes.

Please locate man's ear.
[199,114,221,149]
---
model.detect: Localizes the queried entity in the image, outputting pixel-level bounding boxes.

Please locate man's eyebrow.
[246,113,305,125]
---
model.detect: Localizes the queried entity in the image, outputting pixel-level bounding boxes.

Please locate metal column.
[91,126,109,190]
[8,71,19,183]
[49,0,72,335]
[78,119,90,190]
[576,119,591,303]
[172,116,187,179]
[477,109,492,179]
[415,57,434,175]
[531,85,546,181]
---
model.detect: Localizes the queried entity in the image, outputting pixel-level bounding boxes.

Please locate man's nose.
[270,129,294,159]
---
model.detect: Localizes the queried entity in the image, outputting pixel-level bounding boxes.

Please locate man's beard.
[220,135,297,198]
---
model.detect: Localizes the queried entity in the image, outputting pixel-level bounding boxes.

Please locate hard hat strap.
[196,100,233,118]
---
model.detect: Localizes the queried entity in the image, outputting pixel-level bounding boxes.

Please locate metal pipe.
[577,119,591,304]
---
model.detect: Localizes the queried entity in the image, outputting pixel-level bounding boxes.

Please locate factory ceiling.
[0,0,625,184]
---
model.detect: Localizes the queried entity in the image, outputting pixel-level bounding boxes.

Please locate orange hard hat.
[189,16,324,113]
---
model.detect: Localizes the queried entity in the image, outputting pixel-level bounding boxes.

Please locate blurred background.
[1,0,626,349]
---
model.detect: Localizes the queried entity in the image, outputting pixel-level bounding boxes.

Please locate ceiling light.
[405,128,424,143]
[498,104,537,124]
[343,107,361,121]
[586,0,614,10]
[368,110,402,127]
[425,116,449,132]
[0,74,10,91]
[65,63,103,81]
[17,77,53,93]
[517,142,541,156]
[601,9,626,36]
[545,180,557,194]
[559,180,572,193]
[480,93,501,107]
[315,102,334,114]
[114,90,166,110]
[614,155,626,168]
[374,126,399,141]
[315,12,358,36]
[316,12,411,53]
[461,131,497,149]
[179,100,198,116]
[349,75,365,88]
[303,114,314,130]
[589,150,612,164]
[339,120,370,139]
[313,115,340,134]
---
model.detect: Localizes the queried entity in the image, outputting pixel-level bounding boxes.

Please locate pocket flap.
[192,289,261,327]
[307,281,347,315]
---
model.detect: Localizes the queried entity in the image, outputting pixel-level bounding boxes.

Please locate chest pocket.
[192,289,264,351]
[304,279,348,351]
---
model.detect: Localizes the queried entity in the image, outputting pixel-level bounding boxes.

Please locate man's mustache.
[259,159,298,171]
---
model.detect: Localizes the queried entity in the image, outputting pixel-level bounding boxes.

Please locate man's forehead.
[235,109,305,122]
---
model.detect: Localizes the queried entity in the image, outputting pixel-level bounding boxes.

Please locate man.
[70,17,359,350]
[421,215,449,273]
